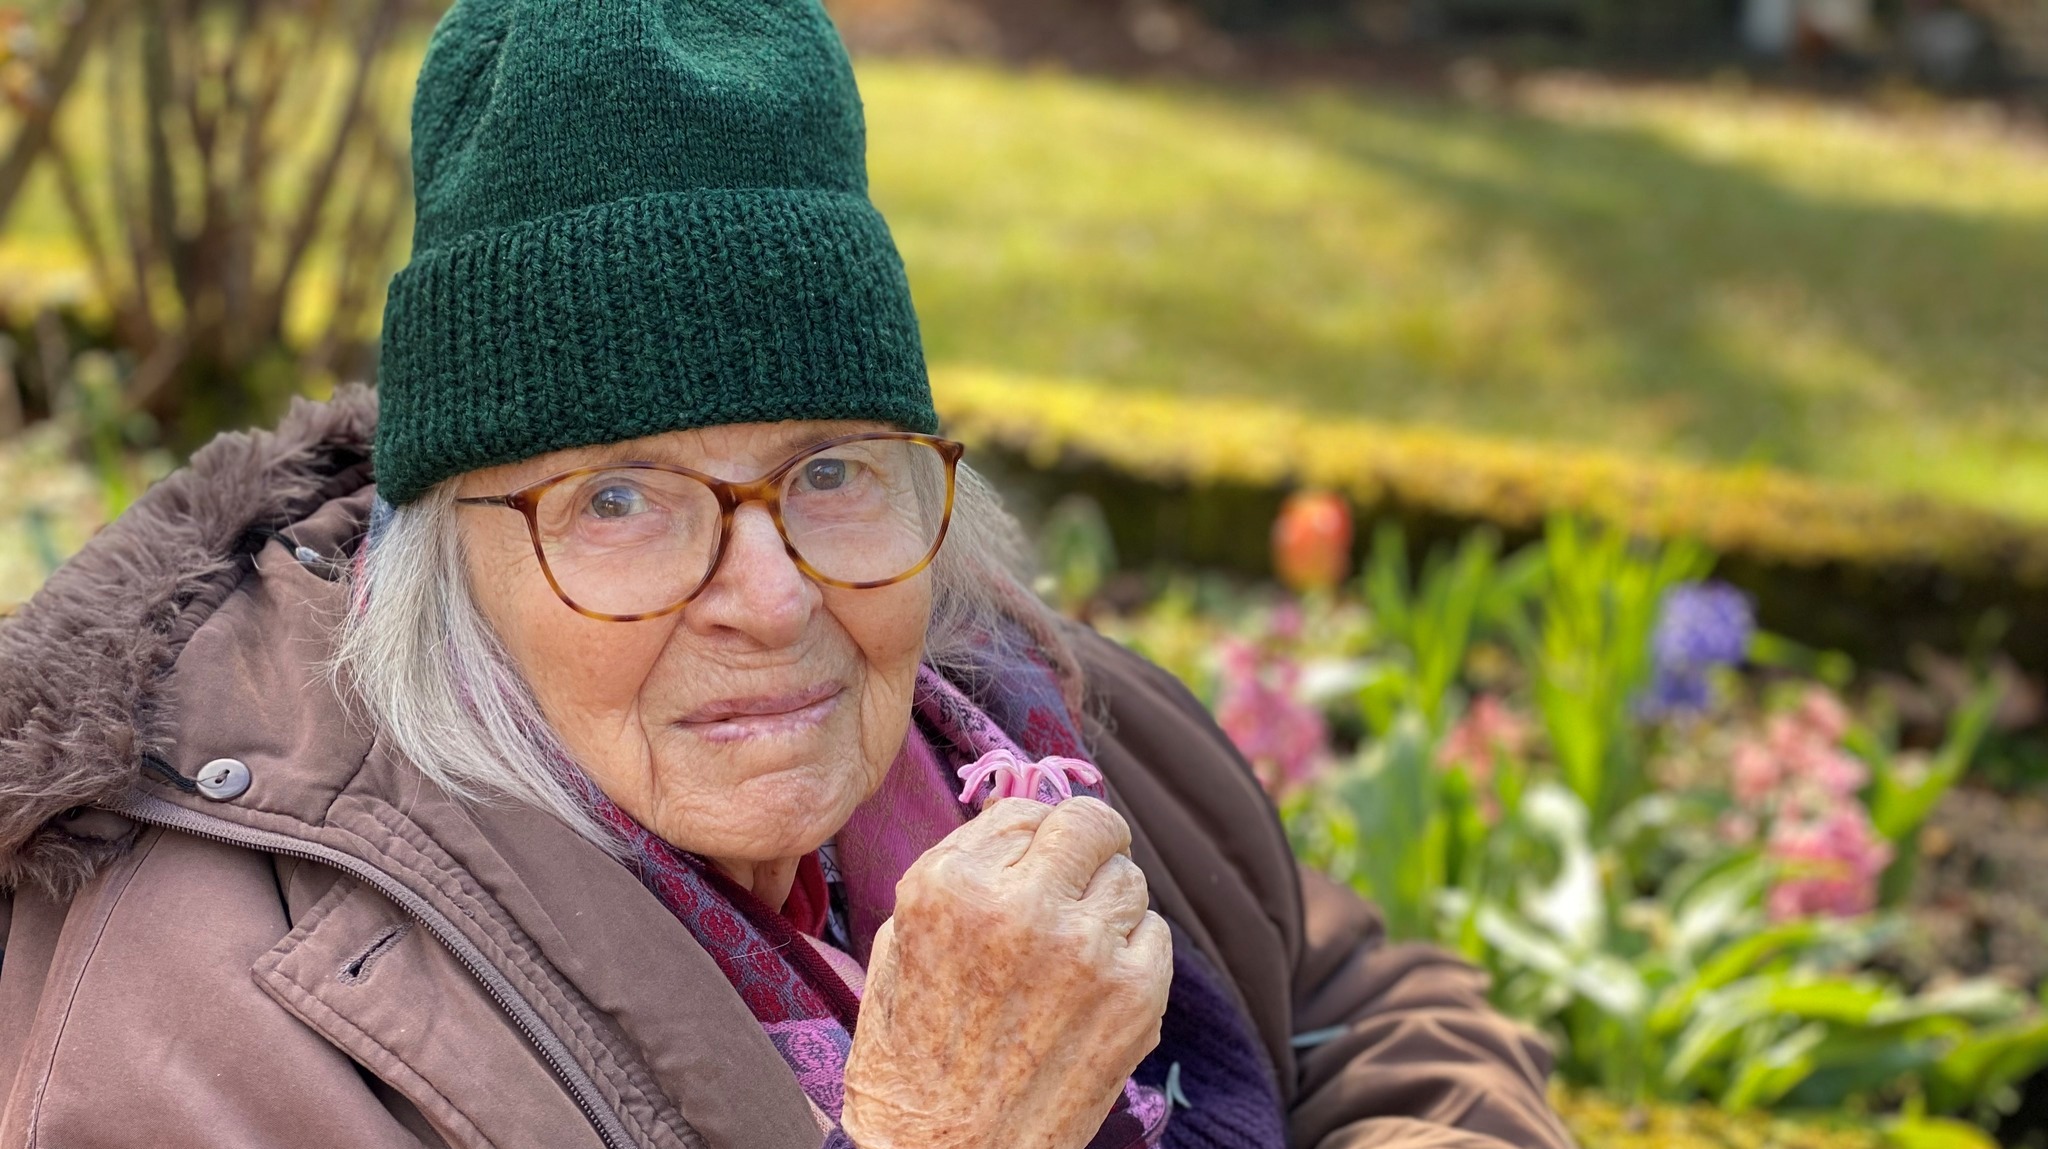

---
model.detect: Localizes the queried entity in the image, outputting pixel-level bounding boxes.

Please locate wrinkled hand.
[841,796,1173,1149]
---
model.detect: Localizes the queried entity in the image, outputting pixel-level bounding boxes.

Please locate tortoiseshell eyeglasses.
[456,432,964,622]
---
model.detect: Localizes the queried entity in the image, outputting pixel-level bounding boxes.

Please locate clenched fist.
[841,796,1173,1149]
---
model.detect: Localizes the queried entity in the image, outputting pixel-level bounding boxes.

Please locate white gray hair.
[333,461,1056,850]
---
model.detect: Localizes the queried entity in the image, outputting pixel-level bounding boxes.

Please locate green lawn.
[5,55,2046,524]
[860,63,2048,520]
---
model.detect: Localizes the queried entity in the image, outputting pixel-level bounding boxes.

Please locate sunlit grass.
[860,61,2048,520]
[5,52,2045,523]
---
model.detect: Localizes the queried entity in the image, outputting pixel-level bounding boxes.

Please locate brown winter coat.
[0,392,1575,1149]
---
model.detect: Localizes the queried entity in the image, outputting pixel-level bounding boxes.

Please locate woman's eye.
[586,484,649,519]
[803,458,852,491]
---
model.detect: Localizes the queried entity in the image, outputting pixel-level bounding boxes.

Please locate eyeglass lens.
[530,437,952,617]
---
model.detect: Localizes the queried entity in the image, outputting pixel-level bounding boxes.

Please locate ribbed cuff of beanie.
[374,188,935,504]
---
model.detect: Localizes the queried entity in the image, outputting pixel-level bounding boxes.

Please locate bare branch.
[45,136,120,312]
[141,2,186,298]
[233,13,292,231]
[262,0,405,340]
[303,128,407,380]
[120,330,192,419]
[104,16,163,352]
[0,0,116,229]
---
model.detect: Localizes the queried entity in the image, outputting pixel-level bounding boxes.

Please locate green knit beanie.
[374,0,936,505]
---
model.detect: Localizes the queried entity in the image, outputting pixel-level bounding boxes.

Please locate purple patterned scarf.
[568,664,1169,1145]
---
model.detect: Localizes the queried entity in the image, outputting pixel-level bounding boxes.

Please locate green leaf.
[1872,979,2025,1028]
[1652,921,1826,1035]
[1930,1013,2048,1116]
[1668,856,1770,963]
[1334,710,1445,941]
[1762,977,1900,1026]
[1867,680,1999,844]
[1666,978,1770,1086]
[1520,516,1710,828]
[1722,1022,1825,1111]
[1358,523,1508,734]
[1780,1032,1951,1110]
[1364,521,1412,644]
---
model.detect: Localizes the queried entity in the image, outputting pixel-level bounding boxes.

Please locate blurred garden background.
[3,0,2047,1144]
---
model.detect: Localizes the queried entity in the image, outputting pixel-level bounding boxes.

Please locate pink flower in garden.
[1437,695,1532,787]
[1774,722,1867,801]
[1718,810,1759,846]
[1269,602,1306,642]
[1729,688,1867,812]
[1730,738,1781,808]
[1722,686,1892,921]
[1765,805,1893,921]
[1215,638,1330,794]
[1436,695,1529,824]
[1795,688,1852,744]
[956,750,1104,806]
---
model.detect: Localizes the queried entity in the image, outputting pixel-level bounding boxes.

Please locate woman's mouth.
[676,683,844,743]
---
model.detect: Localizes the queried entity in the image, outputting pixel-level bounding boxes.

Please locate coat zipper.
[100,788,645,1149]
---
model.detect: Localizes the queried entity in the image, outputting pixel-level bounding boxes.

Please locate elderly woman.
[0,2,1573,1147]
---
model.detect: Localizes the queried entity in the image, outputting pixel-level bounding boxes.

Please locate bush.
[936,368,2048,580]
[1554,1086,1963,1149]
[937,367,2048,678]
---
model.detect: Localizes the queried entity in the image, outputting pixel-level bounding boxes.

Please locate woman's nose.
[681,503,815,646]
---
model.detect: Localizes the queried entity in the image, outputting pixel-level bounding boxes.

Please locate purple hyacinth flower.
[1640,581,1754,718]
[1653,581,1754,671]
[1641,666,1712,718]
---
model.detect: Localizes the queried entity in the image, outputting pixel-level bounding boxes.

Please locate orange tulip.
[1271,490,1353,593]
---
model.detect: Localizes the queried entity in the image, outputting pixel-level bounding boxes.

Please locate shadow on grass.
[873,62,2048,514]
[1254,87,2048,481]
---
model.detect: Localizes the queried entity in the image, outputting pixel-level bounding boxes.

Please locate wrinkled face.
[457,421,932,864]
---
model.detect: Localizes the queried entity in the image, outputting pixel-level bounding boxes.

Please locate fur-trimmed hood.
[0,388,377,897]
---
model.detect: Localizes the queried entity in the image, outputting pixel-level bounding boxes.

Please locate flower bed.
[1083,507,2047,1140]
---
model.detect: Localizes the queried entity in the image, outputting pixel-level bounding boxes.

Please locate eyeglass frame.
[454,430,966,623]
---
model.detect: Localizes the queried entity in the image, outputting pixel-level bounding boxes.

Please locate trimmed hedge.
[934,367,2048,676]
[1553,1088,1901,1149]
[933,367,2048,583]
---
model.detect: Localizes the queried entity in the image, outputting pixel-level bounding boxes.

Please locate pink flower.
[1720,685,1893,921]
[1730,738,1781,808]
[957,750,1104,806]
[1795,688,1852,744]
[1437,696,1529,821]
[1788,737,1866,800]
[1437,695,1531,785]
[1718,810,1759,845]
[1269,602,1306,642]
[1765,805,1893,921]
[1215,638,1330,794]
[1728,688,1866,812]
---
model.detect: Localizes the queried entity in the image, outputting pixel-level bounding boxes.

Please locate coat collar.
[0,388,376,896]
